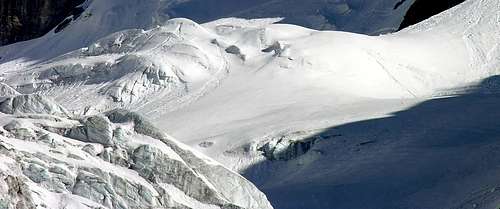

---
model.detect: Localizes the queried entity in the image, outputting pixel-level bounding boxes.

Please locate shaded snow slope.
[168,0,418,34]
[245,79,500,209]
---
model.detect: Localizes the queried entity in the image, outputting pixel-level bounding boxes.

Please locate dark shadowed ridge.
[399,0,466,29]
[0,0,85,46]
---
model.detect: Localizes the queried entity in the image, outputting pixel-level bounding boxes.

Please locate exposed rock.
[261,41,288,57]
[0,0,85,46]
[225,45,246,60]
[399,0,466,29]
[259,136,319,161]
[258,130,338,161]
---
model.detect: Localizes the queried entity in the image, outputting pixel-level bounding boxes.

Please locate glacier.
[0,0,499,208]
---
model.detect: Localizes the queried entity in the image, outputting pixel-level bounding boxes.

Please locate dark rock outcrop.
[399,0,466,29]
[257,130,340,161]
[258,136,320,161]
[0,0,85,46]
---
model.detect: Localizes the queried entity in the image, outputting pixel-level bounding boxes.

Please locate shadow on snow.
[242,75,500,209]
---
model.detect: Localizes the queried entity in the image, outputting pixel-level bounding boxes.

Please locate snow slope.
[0,0,499,208]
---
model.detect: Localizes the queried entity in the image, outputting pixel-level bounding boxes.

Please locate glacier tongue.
[0,95,273,209]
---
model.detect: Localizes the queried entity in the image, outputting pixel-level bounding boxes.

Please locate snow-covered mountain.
[0,0,474,64]
[0,0,499,208]
[1,0,464,47]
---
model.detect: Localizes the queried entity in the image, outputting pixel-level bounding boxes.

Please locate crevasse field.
[0,0,499,208]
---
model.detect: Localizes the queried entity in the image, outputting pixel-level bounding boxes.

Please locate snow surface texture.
[0,94,273,209]
[0,0,499,208]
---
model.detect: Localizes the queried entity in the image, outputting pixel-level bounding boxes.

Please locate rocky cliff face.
[0,0,84,46]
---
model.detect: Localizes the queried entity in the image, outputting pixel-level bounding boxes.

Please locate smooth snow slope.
[0,0,499,208]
